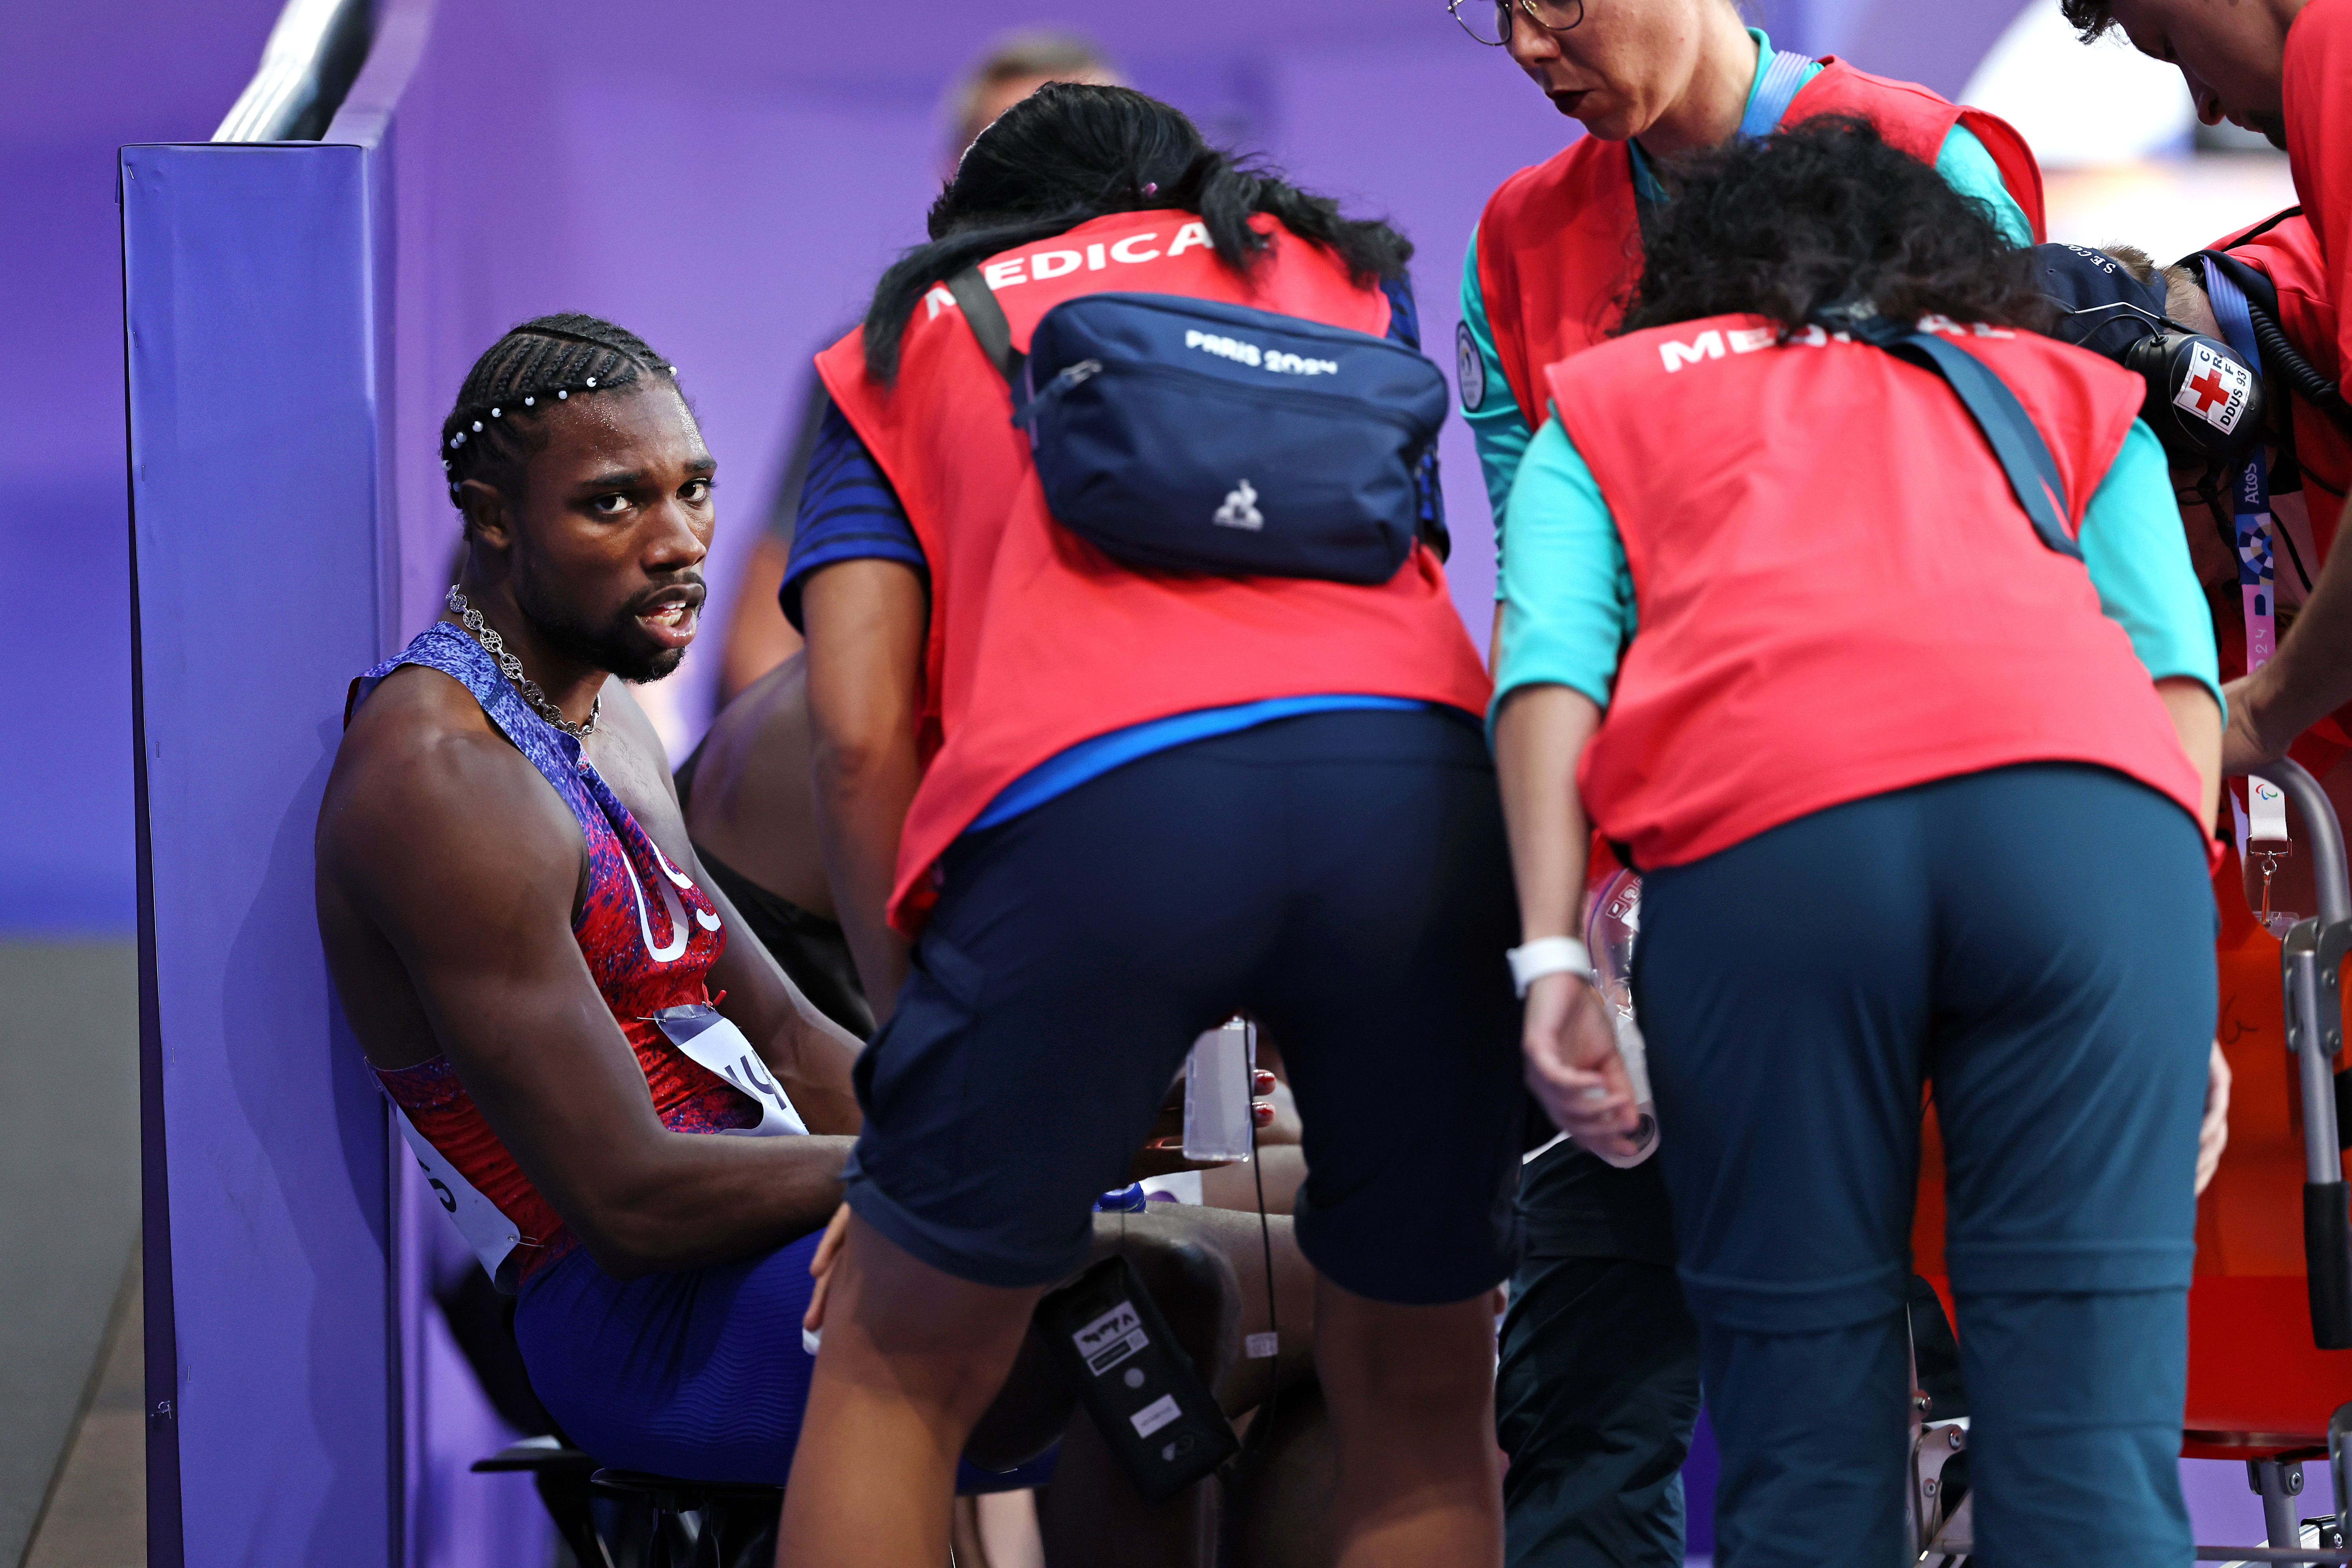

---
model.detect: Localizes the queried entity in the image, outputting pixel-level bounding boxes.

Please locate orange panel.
[1918,850,2352,1457]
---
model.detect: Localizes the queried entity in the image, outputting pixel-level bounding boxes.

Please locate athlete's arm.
[584,681,865,1132]
[696,866,865,1135]
[802,558,928,1023]
[319,688,853,1278]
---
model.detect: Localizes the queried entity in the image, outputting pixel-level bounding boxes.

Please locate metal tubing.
[2290,949,2343,1185]
[2258,1457,2312,1568]
[2334,1403,2352,1543]
[2254,760,2352,927]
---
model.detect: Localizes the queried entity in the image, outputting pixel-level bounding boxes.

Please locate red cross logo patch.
[2173,341,2252,435]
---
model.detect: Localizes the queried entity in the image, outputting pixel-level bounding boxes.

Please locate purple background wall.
[372,0,2023,742]
[54,2,2323,1564]
[5,0,2025,936]
[1,2,284,931]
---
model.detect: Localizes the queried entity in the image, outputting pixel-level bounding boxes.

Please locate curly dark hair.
[1618,116,2051,340]
[2057,0,2118,41]
[860,81,1412,383]
[441,313,679,522]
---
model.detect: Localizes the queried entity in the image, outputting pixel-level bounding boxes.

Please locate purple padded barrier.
[122,140,401,1567]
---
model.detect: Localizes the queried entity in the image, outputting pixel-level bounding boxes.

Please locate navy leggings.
[1632,765,2213,1567]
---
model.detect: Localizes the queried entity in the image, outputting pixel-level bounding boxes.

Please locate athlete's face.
[2101,0,2296,149]
[496,385,715,684]
[1505,0,1716,142]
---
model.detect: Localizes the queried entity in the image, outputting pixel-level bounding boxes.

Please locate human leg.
[511,1228,829,1484]
[1238,710,1526,1565]
[1495,1248,1699,1568]
[1030,1201,1319,1565]
[1315,1279,1508,1568]
[786,735,1310,1561]
[1633,789,1943,1568]
[1920,765,2211,1565]
[777,1212,1042,1567]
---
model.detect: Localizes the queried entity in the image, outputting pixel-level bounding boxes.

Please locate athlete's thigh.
[1633,791,1937,1333]
[514,1230,826,1485]
[1922,766,2213,1293]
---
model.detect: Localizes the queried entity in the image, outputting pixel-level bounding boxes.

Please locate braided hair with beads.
[441,313,681,522]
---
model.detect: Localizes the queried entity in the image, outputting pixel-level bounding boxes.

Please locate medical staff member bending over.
[779,83,1526,1568]
[1495,120,2224,1568]
[2058,0,2352,780]
[1446,7,2046,1560]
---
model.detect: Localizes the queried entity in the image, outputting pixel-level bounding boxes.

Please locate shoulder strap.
[1740,50,1815,139]
[947,268,1023,386]
[1843,316,2081,560]
[2202,254,2352,439]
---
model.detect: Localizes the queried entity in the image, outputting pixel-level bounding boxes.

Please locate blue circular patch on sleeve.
[1455,319,1486,414]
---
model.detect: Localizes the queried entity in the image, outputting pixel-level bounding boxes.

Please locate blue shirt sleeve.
[1490,412,1636,730]
[779,401,928,632]
[1460,231,1536,590]
[2078,419,2226,717]
[1933,124,2034,248]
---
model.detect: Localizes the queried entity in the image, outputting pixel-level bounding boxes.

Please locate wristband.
[1506,936,1595,998]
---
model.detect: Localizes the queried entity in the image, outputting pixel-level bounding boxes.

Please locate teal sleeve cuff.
[1934,124,2034,248]
[1459,230,1534,584]
[1490,414,1636,731]
[2080,420,2227,721]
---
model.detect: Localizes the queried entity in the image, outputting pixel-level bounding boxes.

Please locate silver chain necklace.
[445,584,600,738]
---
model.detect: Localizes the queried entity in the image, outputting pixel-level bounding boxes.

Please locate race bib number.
[652,1004,809,1136]
[390,1104,522,1290]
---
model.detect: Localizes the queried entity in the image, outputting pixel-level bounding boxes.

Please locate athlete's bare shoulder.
[317,659,590,1042]
[324,659,579,874]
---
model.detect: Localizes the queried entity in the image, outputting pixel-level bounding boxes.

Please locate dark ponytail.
[860,82,1412,383]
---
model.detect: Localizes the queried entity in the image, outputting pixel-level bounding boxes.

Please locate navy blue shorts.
[515,1235,1056,1492]
[843,706,1527,1303]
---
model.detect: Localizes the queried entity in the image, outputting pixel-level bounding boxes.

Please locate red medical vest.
[2212,210,2348,540]
[1475,59,2046,429]
[818,210,1492,933]
[2285,0,2352,377]
[2204,209,2352,757]
[1548,314,2206,869]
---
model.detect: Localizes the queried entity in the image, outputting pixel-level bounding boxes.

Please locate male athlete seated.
[317,314,1328,1560]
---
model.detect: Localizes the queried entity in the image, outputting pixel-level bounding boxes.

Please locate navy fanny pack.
[947,268,1450,585]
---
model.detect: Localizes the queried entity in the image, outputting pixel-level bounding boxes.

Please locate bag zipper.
[1024,354,1435,437]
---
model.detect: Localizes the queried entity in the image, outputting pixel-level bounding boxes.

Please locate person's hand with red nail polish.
[1125,1048,1290,1178]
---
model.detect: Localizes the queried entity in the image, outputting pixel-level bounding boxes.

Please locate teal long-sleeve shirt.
[1490,413,2225,728]
[1458,29,2037,572]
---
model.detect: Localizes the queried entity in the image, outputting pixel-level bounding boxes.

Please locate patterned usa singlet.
[349,622,756,1286]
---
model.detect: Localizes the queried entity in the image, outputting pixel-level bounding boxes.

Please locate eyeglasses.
[1450,0,1586,46]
